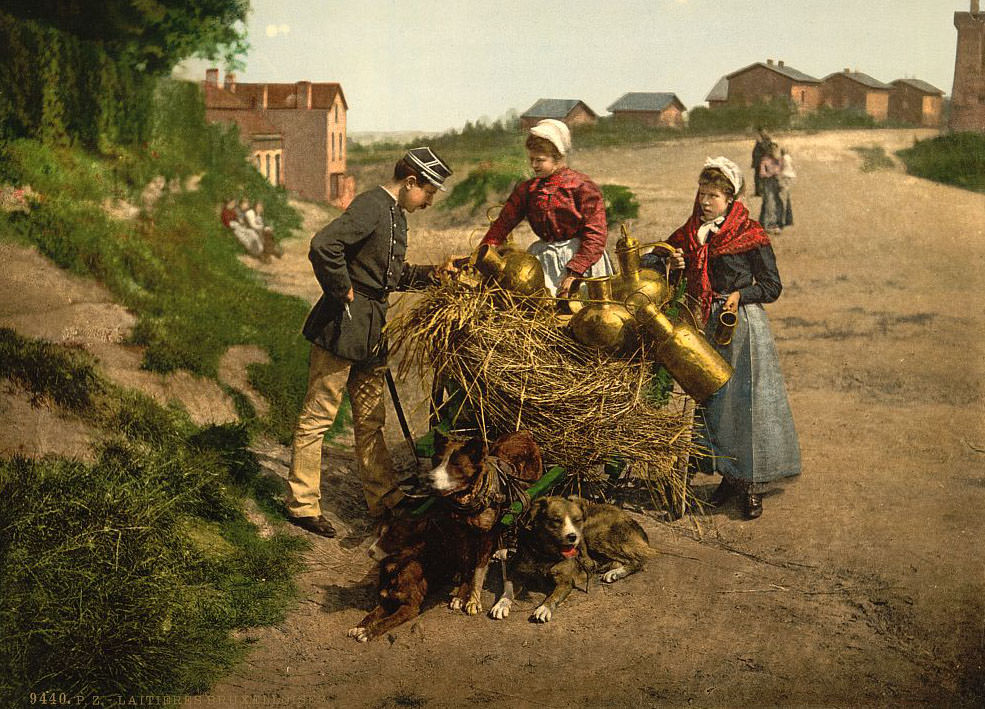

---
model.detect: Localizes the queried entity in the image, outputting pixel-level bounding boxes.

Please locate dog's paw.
[464,597,483,616]
[346,626,370,642]
[601,565,629,583]
[531,604,553,623]
[489,599,511,620]
[449,597,465,611]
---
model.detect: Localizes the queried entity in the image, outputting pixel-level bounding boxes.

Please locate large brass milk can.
[568,277,638,355]
[610,230,675,309]
[474,243,547,297]
[634,302,733,402]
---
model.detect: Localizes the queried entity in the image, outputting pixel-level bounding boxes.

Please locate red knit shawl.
[666,197,771,322]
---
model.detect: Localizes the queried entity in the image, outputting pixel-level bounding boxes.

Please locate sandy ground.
[3,129,984,707]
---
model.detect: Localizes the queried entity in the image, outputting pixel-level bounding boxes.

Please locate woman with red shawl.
[643,157,800,519]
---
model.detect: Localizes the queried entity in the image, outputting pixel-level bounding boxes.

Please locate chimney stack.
[205,68,219,86]
[224,72,236,92]
[972,1,980,15]
[844,67,851,74]
[766,58,774,66]
[778,60,785,67]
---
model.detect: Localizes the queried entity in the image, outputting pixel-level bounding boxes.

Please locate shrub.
[440,158,526,214]
[896,132,985,193]
[601,184,640,226]
[799,106,876,130]
[689,99,795,135]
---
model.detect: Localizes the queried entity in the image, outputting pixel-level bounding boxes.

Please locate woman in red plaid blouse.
[479,119,612,297]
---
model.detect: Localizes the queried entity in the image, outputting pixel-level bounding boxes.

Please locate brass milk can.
[634,302,733,402]
[474,243,547,298]
[610,231,674,309]
[568,277,638,355]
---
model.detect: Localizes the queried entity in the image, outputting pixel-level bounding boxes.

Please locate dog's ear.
[461,435,487,464]
[525,497,548,528]
[566,495,588,515]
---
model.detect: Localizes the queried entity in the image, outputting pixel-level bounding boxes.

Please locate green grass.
[0,79,315,443]
[851,145,896,172]
[896,132,985,193]
[0,329,307,703]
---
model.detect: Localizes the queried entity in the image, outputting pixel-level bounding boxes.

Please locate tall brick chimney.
[224,72,236,92]
[950,0,985,131]
[205,68,219,86]
[766,59,774,66]
[296,81,312,110]
[778,60,785,68]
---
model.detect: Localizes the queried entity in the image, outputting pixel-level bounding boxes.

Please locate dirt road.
[210,128,985,707]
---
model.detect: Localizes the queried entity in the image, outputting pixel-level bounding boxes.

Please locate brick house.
[203,69,352,206]
[950,0,985,132]
[889,79,944,127]
[606,92,686,128]
[520,99,597,131]
[821,70,892,121]
[723,60,822,114]
[203,77,284,188]
[704,76,729,110]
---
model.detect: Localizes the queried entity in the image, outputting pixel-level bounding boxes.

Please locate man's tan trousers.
[287,343,402,519]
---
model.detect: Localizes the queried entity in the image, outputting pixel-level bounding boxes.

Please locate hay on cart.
[387,279,699,501]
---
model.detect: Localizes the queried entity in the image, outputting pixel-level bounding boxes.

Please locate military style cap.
[403,147,453,191]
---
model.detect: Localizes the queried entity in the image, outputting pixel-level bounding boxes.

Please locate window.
[275,154,281,185]
[800,90,805,105]
[335,104,339,122]
[265,154,271,180]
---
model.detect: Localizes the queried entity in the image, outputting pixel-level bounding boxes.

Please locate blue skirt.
[694,301,801,485]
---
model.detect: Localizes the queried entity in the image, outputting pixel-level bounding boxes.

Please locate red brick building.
[723,60,822,114]
[889,79,944,127]
[821,70,892,121]
[950,1,985,132]
[519,99,597,131]
[203,69,351,205]
[606,92,686,128]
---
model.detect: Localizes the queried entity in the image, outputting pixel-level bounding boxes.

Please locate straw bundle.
[387,278,697,493]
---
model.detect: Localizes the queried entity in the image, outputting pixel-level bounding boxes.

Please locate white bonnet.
[528,119,572,156]
[703,156,743,195]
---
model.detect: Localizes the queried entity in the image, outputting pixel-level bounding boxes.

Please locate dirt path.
[202,129,985,707]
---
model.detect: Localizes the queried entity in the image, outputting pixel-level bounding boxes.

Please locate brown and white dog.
[347,513,468,642]
[421,430,543,616]
[489,495,654,623]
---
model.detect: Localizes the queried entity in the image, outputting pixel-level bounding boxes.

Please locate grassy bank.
[0,79,312,442]
[0,328,307,703]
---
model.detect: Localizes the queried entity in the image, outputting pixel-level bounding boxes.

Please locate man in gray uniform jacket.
[288,147,455,537]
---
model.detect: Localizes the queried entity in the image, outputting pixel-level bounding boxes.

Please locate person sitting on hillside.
[244,199,284,259]
[221,198,267,261]
[479,119,612,298]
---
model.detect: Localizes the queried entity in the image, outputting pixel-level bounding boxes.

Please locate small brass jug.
[634,303,733,402]
[474,243,547,297]
[714,310,738,346]
[568,277,638,355]
[610,232,674,310]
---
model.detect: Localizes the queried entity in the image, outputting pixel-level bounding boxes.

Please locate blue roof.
[521,98,596,119]
[607,92,683,113]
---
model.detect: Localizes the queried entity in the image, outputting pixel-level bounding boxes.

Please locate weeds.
[851,145,896,172]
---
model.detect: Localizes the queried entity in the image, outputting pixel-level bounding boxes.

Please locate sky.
[174,0,969,134]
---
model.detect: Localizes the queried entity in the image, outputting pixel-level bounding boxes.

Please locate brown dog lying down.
[422,430,543,616]
[489,495,654,623]
[346,513,468,642]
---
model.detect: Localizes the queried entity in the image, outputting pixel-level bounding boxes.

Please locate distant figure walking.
[778,148,795,228]
[757,144,783,234]
[751,129,773,197]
